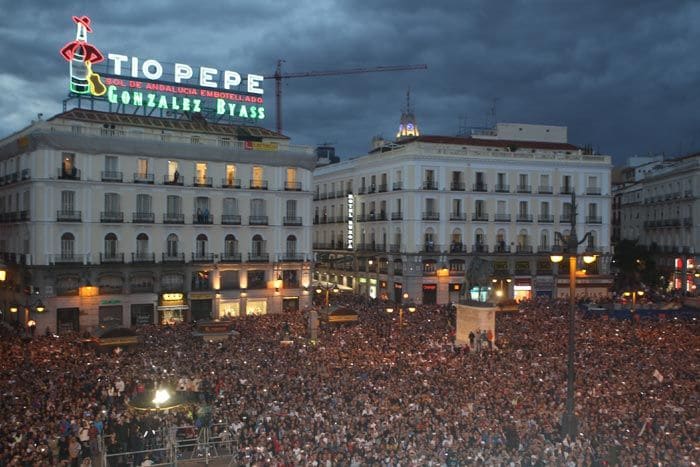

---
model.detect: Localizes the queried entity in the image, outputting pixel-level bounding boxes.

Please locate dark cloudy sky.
[0,0,698,165]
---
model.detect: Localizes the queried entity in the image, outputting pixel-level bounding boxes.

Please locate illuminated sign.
[162,293,184,301]
[244,141,278,151]
[347,194,354,250]
[61,16,265,120]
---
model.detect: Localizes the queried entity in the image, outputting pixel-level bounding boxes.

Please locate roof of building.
[50,108,288,140]
[398,134,580,151]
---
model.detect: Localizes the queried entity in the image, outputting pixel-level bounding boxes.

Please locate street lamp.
[549,191,598,439]
[386,295,416,328]
[623,290,644,333]
[315,283,339,307]
[491,277,512,300]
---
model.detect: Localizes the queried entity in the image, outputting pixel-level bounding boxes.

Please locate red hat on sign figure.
[72,16,93,32]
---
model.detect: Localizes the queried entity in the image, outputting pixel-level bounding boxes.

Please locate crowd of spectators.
[0,295,697,466]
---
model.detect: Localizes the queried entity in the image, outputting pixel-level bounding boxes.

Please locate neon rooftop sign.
[60,16,266,120]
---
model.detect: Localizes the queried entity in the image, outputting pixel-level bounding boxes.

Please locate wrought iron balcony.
[473,183,488,192]
[221,214,242,225]
[162,253,185,263]
[585,216,602,224]
[132,212,155,223]
[392,181,403,190]
[422,212,440,221]
[422,181,438,190]
[100,211,124,223]
[58,168,81,180]
[249,180,268,190]
[517,214,533,222]
[164,174,184,185]
[100,252,124,263]
[449,243,466,253]
[279,253,306,262]
[538,214,554,223]
[131,252,155,263]
[517,185,531,193]
[220,252,242,263]
[101,171,123,182]
[133,172,154,184]
[249,215,269,225]
[494,244,511,253]
[586,186,602,195]
[391,212,403,220]
[193,177,213,187]
[495,184,510,193]
[50,253,86,264]
[193,213,214,225]
[450,181,466,191]
[377,184,388,192]
[494,214,511,222]
[538,186,553,194]
[472,213,489,221]
[248,253,270,262]
[450,212,466,221]
[191,253,215,263]
[57,210,81,222]
[516,245,533,253]
[284,181,302,191]
[472,244,489,253]
[163,213,185,224]
[283,216,302,226]
[221,178,241,188]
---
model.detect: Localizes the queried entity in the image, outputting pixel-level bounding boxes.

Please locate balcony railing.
[586,186,602,195]
[517,214,533,222]
[516,245,533,254]
[133,172,154,184]
[283,216,303,226]
[450,212,466,221]
[472,213,489,222]
[472,244,489,253]
[538,186,553,194]
[57,210,81,222]
[131,252,155,263]
[389,244,401,253]
[422,212,440,221]
[279,253,306,262]
[164,175,184,185]
[193,213,214,225]
[133,212,155,223]
[100,252,124,263]
[586,216,602,224]
[538,214,554,223]
[162,253,185,263]
[221,214,242,225]
[220,252,242,263]
[20,169,30,180]
[391,212,403,220]
[449,243,466,253]
[100,211,124,223]
[193,177,213,187]
[538,245,552,253]
[248,253,270,262]
[249,215,269,225]
[221,178,241,188]
[494,244,511,253]
[377,183,388,192]
[284,181,302,191]
[421,243,441,253]
[450,181,466,191]
[516,185,531,193]
[392,181,403,190]
[50,253,86,264]
[560,187,573,194]
[473,183,488,192]
[101,171,123,182]
[58,168,81,180]
[163,213,185,224]
[494,184,510,193]
[250,180,268,190]
[560,215,572,223]
[494,214,511,222]
[422,181,438,190]
[192,253,215,263]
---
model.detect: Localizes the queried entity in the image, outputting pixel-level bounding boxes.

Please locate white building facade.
[0,109,315,333]
[313,124,613,304]
[617,154,699,292]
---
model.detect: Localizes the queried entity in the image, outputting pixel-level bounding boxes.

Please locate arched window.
[252,234,265,257]
[474,228,485,252]
[286,235,297,256]
[518,229,530,247]
[224,234,238,256]
[424,228,435,252]
[167,234,179,257]
[451,229,463,252]
[540,230,550,250]
[104,233,118,257]
[496,229,507,252]
[136,233,149,256]
[60,233,75,259]
[196,234,208,256]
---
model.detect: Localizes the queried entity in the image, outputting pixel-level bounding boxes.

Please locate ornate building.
[0,109,315,333]
[313,120,613,304]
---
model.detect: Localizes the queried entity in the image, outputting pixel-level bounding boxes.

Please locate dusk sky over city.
[0,0,698,164]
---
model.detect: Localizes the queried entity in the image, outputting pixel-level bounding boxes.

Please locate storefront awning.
[156,305,189,311]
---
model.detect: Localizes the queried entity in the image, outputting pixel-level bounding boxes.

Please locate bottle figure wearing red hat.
[60,16,105,95]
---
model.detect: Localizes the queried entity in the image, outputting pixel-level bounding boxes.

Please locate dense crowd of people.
[0,295,697,466]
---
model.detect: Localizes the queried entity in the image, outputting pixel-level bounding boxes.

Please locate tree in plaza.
[612,239,660,292]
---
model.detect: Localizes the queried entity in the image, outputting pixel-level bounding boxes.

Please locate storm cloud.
[0,0,698,164]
